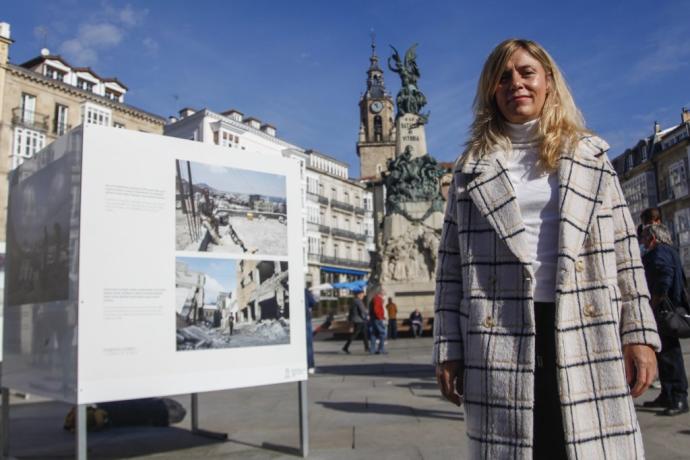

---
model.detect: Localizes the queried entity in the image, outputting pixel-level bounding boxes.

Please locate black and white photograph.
[176,256,290,351]
[6,155,73,307]
[175,160,288,256]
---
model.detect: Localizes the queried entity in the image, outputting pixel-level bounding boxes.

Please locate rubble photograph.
[6,155,73,306]
[176,256,290,351]
[175,160,288,256]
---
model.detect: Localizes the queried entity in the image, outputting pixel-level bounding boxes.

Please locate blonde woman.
[433,39,660,459]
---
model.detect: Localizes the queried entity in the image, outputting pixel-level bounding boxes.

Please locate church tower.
[356,37,396,179]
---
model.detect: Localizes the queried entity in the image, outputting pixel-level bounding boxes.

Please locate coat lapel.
[556,138,611,264]
[461,152,531,264]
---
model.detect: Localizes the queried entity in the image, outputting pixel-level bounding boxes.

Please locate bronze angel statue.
[388,44,428,119]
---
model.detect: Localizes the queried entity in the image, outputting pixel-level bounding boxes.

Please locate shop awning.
[320,266,368,276]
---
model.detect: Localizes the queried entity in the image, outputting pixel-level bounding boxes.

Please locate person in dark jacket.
[641,223,689,416]
[342,290,369,354]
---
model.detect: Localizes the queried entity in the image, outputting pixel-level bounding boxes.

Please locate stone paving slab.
[3,337,690,459]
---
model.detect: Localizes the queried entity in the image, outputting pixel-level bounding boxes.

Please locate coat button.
[483,316,495,328]
[583,304,596,316]
[575,260,585,272]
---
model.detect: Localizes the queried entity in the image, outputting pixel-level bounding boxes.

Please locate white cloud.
[80,23,123,47]
[204,275,225,300]
[117,4,148,26]
[630,26,690,82]
[143,37,159,54]
[57,3,148,65]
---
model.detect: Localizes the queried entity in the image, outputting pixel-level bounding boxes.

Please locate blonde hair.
[462,39,588,170]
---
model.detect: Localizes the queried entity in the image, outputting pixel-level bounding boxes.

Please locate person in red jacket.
[369,287,387,354]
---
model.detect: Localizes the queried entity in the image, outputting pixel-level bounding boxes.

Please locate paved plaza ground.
[4,336,690,459]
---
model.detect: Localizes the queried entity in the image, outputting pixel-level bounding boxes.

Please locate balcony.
[317,224,330,234]
[331,228,366,241]
[330,199,354,213]
[12,107,49,131]
[317,195,328,205]
[318,255,370,269]
[354,206,366,215]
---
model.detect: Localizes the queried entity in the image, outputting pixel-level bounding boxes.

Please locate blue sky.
[188,160,286,198]
[178,256,237,301]
[5,1,690,175]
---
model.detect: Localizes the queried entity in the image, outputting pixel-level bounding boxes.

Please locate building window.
[82,103,112,127]
[331,187,337,200]
[54,104,69,135]
[374,115,383,142]
[77,78,95,92]
[12,127,45,169]
[20,93,36,124]
[668,159,688,200]
[105,89,122,101]
[44,65,66,81]
[113,121,125,129]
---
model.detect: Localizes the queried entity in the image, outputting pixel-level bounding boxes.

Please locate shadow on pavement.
[316,401,463,421]
[316,363,434,377]
[6,401,222,459]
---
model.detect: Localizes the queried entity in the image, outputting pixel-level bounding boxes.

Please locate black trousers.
[533,302,567,460]
[658,334,689,404]
[343,322,369,352]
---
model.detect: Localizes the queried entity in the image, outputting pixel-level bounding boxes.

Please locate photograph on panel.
[176,256,290,351]
[6,155,73,306]
[175,160,288,256]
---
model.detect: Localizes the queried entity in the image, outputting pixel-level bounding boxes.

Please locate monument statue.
[369,41,445,317]
[384,147,445,222]
[388,44,428,123]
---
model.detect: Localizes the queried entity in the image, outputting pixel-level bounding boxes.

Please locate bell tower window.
[374,115,383,142]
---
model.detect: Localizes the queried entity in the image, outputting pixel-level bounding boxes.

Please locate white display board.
[3,126,307,404]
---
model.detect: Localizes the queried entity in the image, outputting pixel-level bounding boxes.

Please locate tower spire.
[365,31,386,98]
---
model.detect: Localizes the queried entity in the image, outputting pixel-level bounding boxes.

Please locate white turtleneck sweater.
[504,119,559,303]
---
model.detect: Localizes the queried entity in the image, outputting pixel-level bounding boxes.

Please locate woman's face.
[494,48,550,124]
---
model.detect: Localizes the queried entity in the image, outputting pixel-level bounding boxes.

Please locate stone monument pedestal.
[378,202,444,320]
[395,113,427,158]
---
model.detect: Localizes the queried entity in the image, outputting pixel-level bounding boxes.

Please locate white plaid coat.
[433,135,661,459]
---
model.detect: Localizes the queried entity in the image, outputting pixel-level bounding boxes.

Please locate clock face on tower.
[370,101,383,113]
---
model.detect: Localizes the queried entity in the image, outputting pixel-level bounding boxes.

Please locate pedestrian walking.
[640,223,689,416]
[434,38,660,459]
[386,297,398,339]
[369,287,387,354]
[342,290,369,354]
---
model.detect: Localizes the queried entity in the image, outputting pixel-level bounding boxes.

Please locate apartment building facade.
[611,109,690,271]
[304,149,374,292]
[0,22,166,248]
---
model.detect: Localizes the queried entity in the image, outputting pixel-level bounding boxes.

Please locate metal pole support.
[76,404,87,460]
[190,393,227,440]
[298,380,308,458]
[1,387,9,459]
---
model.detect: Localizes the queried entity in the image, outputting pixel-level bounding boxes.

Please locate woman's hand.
[623,344,657,398]
[436,360,463,406]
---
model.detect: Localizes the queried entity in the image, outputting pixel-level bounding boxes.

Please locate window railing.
[318,255,370,269]
[331,228,366,241]
[12,107,49,131]
[331,199,354,212]
[317,224,330,234]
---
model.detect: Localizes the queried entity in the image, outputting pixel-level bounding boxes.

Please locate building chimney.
[0,22,10,40]
[0,22,11,66]
[654,121,661,134]
[682,107,690,124]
